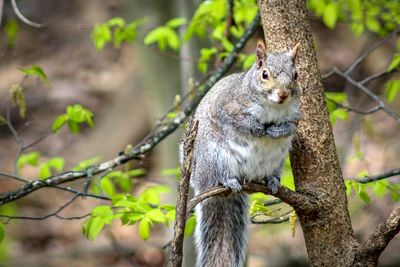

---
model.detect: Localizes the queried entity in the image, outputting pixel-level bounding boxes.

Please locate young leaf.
[385,80,400,103]
[100,178,116,197]
[10,84,26,118]
[52,114,68,133]
[358,190,371,204]
[323,2,339,29]
[184,215,197,237]
[146,209,167,223]
[166,17,187,28]
[19,64,49,85]
[38,163,51,180]
[83,217,105,240]
[5,18,19,47]
[17,151,40,171]
[138,218,151,240]
[72,157,101,171]
[388,54,400,71]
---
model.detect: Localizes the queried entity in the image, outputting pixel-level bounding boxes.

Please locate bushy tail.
[195,193,248,267]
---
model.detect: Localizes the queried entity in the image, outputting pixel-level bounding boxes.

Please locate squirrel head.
[252,40,300,105]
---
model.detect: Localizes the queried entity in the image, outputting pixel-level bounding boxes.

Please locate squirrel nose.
[278,90,289,102]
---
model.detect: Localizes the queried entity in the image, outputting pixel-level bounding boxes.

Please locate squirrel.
[185,40,301,267]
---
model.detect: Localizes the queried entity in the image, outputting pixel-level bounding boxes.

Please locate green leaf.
[38,163,51,179]
[159,204,176,212]
[358,190,371,204]
[91,23,112,51]
[242,54,256,70]
[146,209,167,223]
[100,178,116,196]
[332,108,349,121]
[67,120,80,134]
[107,17,125,27]
[17,151,40,171]
[138,218,151,240]
[385,80,400,103]
[47,157,65,173]
[5,18,19,47]
[52,114,68,133]
[72,157,101,171]
[323,2,339,29]
[166,17,187,28]
[388,54,400,72]
[184,215,196,237]
[373,181,388,198]
[345,181,352,196]
[92,205,114,224]
[0,223,5,242]
[19,64,49,85]
[127,169,146,177]
[83,217,105,240]
[166,210,176,222]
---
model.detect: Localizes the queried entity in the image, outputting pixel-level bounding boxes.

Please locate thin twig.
[345,27,400,75]
[355,168,400,184]
[327,98,381,115]
[250,209,293,224]
[170,118,198,267]
[11,0,43,28]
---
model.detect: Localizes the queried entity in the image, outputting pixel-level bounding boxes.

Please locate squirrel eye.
[262,70,269,80]
[294,72,298,80]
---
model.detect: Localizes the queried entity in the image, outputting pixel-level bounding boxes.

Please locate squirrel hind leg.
[221,177,242,192]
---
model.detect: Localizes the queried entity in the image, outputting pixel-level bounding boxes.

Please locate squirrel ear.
[289,43,300,60]
[256,39,266,69]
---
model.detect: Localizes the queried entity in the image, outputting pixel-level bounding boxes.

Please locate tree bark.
[257,1,360,266]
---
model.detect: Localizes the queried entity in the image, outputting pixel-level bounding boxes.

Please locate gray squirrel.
[187,40,301,267]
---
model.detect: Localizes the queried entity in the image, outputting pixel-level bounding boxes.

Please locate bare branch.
[327,98,381,115]
[355,168,400,184]
[187,183,319,216]
[170,118,198,267]
[11,0,43,28]
[0,12,260,207]
[360,69,397,85]
[345,27,400,75]
[355,205,400,265]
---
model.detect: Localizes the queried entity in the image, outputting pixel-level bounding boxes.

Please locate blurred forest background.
[0,0,399,266]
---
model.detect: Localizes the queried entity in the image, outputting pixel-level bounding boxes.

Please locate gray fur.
[187,47,300,267]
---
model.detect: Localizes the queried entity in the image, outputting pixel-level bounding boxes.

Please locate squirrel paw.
[265,122,296,139]
[222,178,242,193]
[267,176,280,194]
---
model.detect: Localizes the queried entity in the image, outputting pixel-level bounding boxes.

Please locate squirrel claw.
[222,179,242,193]
[267,176,280,194]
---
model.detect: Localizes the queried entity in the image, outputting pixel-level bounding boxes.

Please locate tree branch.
[355,205,400,265]
[355,168,400,184]
[169,118,198,267]
[187,183,319,216]
[0,13,260,207]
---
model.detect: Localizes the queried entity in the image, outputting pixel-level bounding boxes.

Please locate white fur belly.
[226,137,292,181]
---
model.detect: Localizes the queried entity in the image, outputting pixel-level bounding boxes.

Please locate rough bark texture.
[257,1,359,266]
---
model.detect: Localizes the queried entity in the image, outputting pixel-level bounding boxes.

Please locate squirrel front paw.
[265,122,296,139]
[221,178,242,193]
[267,176,280,194]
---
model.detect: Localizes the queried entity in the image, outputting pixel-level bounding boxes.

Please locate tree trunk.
[257,1,360,266]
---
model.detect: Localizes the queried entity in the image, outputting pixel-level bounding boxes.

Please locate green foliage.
[52,104,94,134]
[82,205,114,240]
[385,80,400,103]
[198,47,218,74]
[184,215,197,236]
[281,157,295,190]
[144,18,186,51]
[72,157,101,171]
[92,18,144,51]
[17,151,40,171]
[19,64,49,85]
[388,53,400,72]
[326,92,349,124]
[0,116,5,125]
[38,157,65,179]
[308,0,400,36]
[4,19,19,48]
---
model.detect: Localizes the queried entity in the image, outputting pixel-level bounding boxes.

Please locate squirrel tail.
[195,193,248,267]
